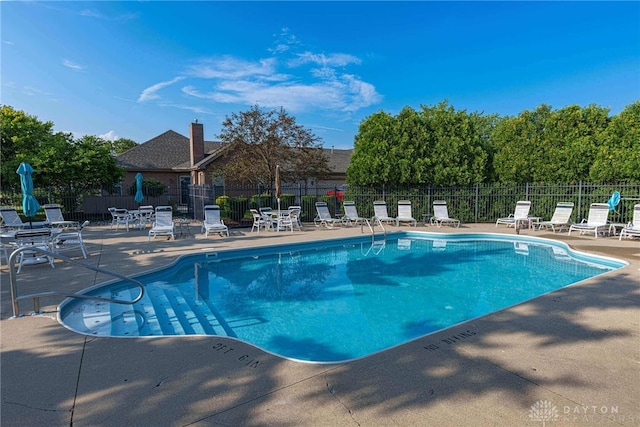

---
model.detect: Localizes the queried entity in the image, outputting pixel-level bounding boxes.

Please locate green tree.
[0,105,124,189]
[1,105,60,188]
[347,110,397,185]
[590,101,640,182]
[217,105,330,186]
[348,102,492,186]
[112,138,137,155]
[491,104,609,183]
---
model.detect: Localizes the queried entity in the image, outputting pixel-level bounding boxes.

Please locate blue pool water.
[59,233,626,362]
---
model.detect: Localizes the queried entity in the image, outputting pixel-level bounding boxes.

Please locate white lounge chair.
[619,204,640,240]
[431,200,460,228]
[14,228,55,273]
[148,206,175,241]
[537,202,574,233]
[52,220,90,259]
[568,203,610,239]
[202,205,229,237]
[396,200,417,227]
[0,206,25,230]
[373,201,396,225]
[44,204,79,229]
[314,202,341,228]
[342,201,367,226]
[496,201,532,228]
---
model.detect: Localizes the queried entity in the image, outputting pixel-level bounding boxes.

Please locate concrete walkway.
[1,222,639,426]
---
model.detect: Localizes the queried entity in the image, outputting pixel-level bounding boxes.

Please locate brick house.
[116,121,352,204]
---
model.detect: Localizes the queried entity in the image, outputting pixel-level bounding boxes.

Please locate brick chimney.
[190,120,205,167]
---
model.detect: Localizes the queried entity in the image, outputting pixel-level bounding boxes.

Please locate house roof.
[117,129,352,174]
[116,130,221,171]
[325,148,352,174]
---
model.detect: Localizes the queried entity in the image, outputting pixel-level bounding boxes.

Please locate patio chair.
[342,201,367,226]
[431,200,460,228]
[52,220,90,259]
[108,207,131,231]
[0,206,25,230]
[276,208,301,232]
[202,205,229,237]
[496,201,531,228]
[44,204,79,229]
[259,207,277,230]
[138,205,155,228]
[250,209,268,232]
[148,206,175,241]
[285,206,302,231]
[537,202,574,233]
[568,203,610,239]
[619,204,640,240]
[314,202,341,229]
[14,228,55,273]
[396,200,417,227]
[373,201,396,225]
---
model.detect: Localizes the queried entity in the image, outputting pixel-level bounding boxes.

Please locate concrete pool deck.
[1,222,639,426]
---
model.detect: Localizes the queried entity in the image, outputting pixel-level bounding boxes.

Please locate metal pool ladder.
[361,216,387,254]
[8,246,145,318]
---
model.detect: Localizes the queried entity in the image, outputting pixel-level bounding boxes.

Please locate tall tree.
[491,104,610,183]
[590,101,640,182]
[111,138,138,155]
[348,102,492,186]
[0,105,124,189]
[217,105,330,186]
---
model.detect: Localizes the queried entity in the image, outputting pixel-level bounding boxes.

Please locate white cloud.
[137,76,185,102]
[186,57,287,82]
[289,52,361,68]
[141,31,381,115]
[63,59,86,71]
[99,130,118,141]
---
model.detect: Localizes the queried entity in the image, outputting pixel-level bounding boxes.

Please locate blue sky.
[2,1,639,149]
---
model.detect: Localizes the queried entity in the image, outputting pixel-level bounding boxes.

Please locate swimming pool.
[59,232,626,362]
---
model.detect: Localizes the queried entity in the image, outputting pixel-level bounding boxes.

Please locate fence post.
[577,181,583,222]
[475,183,479,223]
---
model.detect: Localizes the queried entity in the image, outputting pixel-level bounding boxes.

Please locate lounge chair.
[52,220,90,259]
[314,202,341,228]
[202,205,229,237]
[342,201,367,226]
[0,206,25,230]
[148,206,175,241]
[568,203,610,239]
[373,201,396,225]
[619,204,640,240]
[44,204,79,229]
[396,200,417,227]
[496,201,532,228]
[537,202,574,233]
[431,200,460,228]
[14,228,55,273]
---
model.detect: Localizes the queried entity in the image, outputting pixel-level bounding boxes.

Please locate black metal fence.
[1,182,639,227]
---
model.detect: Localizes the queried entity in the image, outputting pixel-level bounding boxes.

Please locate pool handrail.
[8,246,145,318]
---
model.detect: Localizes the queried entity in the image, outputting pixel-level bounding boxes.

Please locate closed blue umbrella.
[16,162,40,227]
[135,173,144,204]
[607,191,620,211]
